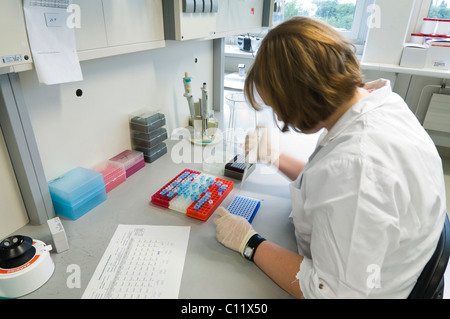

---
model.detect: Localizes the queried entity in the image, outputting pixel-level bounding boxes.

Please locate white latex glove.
[245,126,280,165]
[213,207,257,256]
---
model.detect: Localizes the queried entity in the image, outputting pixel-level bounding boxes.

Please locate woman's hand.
[213,207,257,255]
[245,126,280,166]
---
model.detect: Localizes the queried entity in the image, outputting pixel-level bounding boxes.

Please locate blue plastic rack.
[227,195,261,223]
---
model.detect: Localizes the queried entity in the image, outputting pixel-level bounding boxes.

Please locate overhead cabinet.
[0,1,33,75]
[163,0,266,41]
[226,0,265,35]
[1,0,165,73]
[73,0,166,61]
[163,0,219,40]
[2,0,267,72]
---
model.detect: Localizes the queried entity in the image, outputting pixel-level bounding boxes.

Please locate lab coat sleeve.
[297,257,338,298]
[297,155,402,299]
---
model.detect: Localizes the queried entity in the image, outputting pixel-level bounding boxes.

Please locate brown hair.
[244,16,364,133]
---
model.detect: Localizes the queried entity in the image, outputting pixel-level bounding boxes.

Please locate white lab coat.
[290,79,447,299]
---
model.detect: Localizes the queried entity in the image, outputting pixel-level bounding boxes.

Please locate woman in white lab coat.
[213,17,447,299]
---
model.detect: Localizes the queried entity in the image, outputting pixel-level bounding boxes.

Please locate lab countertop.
[224,45,258,59]
[15,139,299,299]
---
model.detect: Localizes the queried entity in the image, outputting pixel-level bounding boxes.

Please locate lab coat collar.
[318,79,392,147]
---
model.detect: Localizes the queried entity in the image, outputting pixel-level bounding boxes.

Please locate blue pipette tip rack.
[227,195,261,223]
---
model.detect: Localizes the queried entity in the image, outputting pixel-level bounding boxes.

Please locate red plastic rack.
[150,169,234,221]
[186,179,233,221]
[150,169,198,208]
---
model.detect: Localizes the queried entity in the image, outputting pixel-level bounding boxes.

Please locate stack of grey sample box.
[129,111,168,163]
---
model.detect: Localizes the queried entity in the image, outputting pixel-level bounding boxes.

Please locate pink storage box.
[94,163,126,193]
[109,150,145,178]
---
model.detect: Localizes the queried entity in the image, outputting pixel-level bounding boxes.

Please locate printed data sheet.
[23,0,83,85]
[82,225,190,299]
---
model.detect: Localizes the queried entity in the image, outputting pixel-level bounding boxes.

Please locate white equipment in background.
[0,235,54,298]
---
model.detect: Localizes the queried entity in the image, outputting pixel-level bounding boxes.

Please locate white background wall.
[0,128,29,238]
[19,40,213,181]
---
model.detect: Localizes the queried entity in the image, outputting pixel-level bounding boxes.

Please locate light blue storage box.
[48,167,107,220]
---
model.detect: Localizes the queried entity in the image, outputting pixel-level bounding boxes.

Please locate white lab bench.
[13,138,301,299]
[224,44,257,75]
[8,105,449,300]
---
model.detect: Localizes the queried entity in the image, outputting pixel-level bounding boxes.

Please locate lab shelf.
[361,62,450,79]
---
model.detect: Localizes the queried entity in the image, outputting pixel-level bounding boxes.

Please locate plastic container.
[151,169,200,209]
[424,34,450,44]
[48,167,107,220]
[238,63,245,77]
[51,186,106,220]
[129,110,166,133]
[421,18,438,34]
[134,142,167,163]
[400,45,427,68]
[150,169,234,222]
[426,40,450,70]
[436,19,450,35]
[93,163,126,193]
[202,152,234,176]
[227,195,261,223]
[109,150,145,178]
[410,33,425,45]
[185,178,233,221]
[225,92,257,145]
[133,128,168,149]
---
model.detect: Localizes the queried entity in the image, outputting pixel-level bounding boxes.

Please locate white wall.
[0,128,29,239]
[362,0,450,148]
[19,40,213,181]
[362,0,416,65]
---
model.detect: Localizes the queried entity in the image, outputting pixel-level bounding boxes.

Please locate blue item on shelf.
[48,167,106,220]
[227,195,261,223]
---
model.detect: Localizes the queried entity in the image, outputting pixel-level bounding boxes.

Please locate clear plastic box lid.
[52,183,106,209]
[93,162,126,184]
[133,128,167,142]
[130,112,165,127]
[129,108,164,126]
[48,167,105,205]
[108,150,144,170]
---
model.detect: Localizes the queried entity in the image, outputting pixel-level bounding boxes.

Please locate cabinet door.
[177,0,217,40]
[0,0,32,74]
[73,0,108,51]
[0,128,28,239]
[103,0,164,46]
[227,0,264,35]
[215,0,229,36]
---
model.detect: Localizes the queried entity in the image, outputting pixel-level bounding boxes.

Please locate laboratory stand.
[183,72,221,146]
